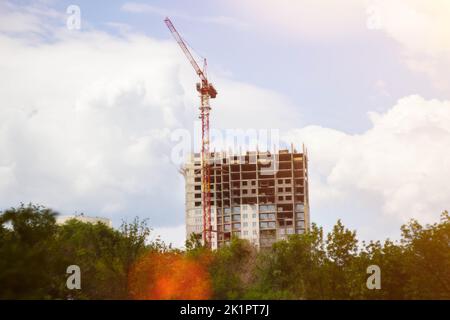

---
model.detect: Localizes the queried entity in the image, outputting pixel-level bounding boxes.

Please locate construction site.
[184,148,310,249]
[2,2,448,304]
[164,18,310,249]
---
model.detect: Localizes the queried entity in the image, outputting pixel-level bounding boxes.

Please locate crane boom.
[164,18,207,83]
[164,17,217,248]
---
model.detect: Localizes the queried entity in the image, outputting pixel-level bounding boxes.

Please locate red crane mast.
[164,17,217,248]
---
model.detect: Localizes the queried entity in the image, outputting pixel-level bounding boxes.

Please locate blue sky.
[86,2,445,125]
[17,0,448,131]
[1,0,450,246]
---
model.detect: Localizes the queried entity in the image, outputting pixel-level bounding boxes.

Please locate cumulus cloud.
[285,95,450,240]
[1,1,449,246]
[0,2,301,240]
[0,31,187,226]
[368,0,450,56]
[367,0,450,90]
[0,1,64,35]
[229,0,450,90]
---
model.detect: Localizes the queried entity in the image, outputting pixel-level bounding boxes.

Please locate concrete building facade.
[184,146,310,249]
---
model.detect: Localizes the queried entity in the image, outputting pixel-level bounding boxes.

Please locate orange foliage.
[128,252,212,300]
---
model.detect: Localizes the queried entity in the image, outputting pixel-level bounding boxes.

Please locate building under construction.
[165,18,310,249]
[184,146,310,249]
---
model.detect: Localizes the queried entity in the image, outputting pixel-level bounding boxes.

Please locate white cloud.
[213,80,301,130]
[122,2,249,29]
[227,0,367,40]
[1,1,449,246]
[0,1,64,35]
[285,95,450,240]
[121,2,168,15]
[368,0,450,90]
[368,0,450,56]
[229,0,450,91]
[151,224,186,248]
[0,29,187,226]
[0,3,301,236]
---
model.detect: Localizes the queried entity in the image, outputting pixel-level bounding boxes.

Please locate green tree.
[0,204,159,300]
[324,220,361,299]
[1,203,449,300]
[400,211,450,299]
[0,204,61,299]
[360,239,408,299]
[55,219,128,299]
[209,238,257,299]
[246,224,328,299]
[56,216,156,299]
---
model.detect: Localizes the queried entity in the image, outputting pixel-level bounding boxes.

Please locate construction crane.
[164,17,217,248]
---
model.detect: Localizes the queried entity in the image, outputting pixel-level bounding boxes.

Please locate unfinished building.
[184,146,310,249]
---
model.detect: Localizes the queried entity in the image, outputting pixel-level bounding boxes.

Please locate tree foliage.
[0,204,449,299]
[245,212,450,300]
[0,204,156,299]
